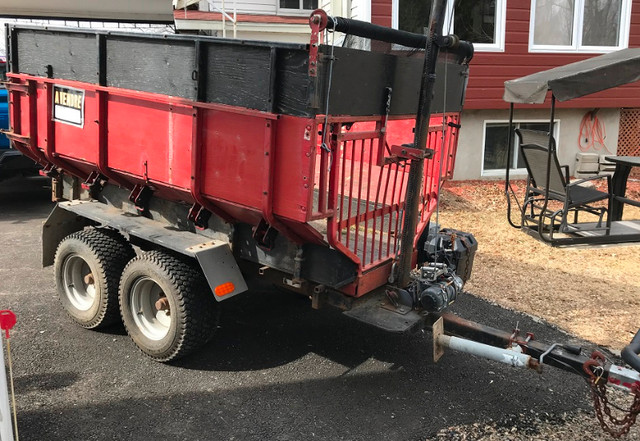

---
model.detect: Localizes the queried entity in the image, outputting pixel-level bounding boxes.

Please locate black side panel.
[10,26,469,117]
[16,30,97,83]
[320,47,467,115]
[106,37,197,100]
[391,57,467,114]
[274,49,312,117]
[204,43,273,111]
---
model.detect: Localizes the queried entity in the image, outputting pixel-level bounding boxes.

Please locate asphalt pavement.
[0,177,598,440]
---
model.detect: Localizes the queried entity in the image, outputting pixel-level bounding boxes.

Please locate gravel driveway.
[0,177,635,440]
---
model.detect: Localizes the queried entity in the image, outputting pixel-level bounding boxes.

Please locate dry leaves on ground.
[437,179,640,350]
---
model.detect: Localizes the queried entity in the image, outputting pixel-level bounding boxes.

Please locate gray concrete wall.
[453,107,620,180]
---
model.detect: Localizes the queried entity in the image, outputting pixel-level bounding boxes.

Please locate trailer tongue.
[3,3,640,437]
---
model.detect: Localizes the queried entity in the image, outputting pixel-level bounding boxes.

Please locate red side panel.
[272,116,316,222]
[52,88,99,164]
[200,109,267,209]
[8,75,321,226]
[16,85,31,139]
[6,73,462,298]
[107,96,193,189]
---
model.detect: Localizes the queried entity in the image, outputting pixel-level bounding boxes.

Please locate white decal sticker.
[53,85,85,127]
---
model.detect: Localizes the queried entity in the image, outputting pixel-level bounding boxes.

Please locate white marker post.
[0,310,17,441]
[0,334,14,441]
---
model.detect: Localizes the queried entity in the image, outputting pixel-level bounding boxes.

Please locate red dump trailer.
[5,8,640,435]
[3,9,474,360]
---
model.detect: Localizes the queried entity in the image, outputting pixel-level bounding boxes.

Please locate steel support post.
[395,0,448,288]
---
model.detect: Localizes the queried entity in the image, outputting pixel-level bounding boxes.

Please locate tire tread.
[119,250,217,362]
[54,228,135,329]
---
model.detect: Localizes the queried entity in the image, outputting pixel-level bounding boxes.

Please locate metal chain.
[584,352,640,438]
[589,380,640,438]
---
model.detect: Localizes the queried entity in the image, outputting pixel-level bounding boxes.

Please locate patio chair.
[515,129,612,237]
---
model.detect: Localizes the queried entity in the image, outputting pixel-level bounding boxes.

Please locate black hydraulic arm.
[310,4,473,290]
[310,9,473,62]
[395,0,448,288]
[328,16,426,47]
[324,15,473,61]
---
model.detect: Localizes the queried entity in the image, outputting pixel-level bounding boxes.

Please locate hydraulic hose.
[328,16,427,48]
[313,11,474,62]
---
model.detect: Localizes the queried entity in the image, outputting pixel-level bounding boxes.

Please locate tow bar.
[431,314,640,438]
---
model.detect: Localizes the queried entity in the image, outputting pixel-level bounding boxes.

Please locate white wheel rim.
[62,254,97,311]
[130,277,171,341]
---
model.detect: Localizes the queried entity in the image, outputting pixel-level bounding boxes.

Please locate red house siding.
[372,0,392,27]
[372,0,640,110]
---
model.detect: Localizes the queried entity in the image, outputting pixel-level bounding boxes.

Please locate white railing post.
[222,0,226,37]
[205,0,237,38]
[0,332,14,441]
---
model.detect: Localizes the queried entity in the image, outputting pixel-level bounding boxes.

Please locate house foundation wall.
[453,108,621,180]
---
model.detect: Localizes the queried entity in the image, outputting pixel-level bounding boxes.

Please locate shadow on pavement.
[14,372,81,393]
[0,176,53,217]
[1,173,602,441]
[17,364,590,441]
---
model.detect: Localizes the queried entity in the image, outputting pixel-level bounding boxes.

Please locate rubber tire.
[119,251,217,362]
[54,228,136,329]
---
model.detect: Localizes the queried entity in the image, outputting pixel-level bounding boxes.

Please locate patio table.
[605,156,640,221]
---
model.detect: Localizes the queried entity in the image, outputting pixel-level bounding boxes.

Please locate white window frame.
[277,0,318,16]
[481,119,560,177]
[391,0,506,52]
[529,0,632,53]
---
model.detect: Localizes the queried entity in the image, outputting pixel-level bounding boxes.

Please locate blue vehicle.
[0,88,8,149]
[0,60,40,180]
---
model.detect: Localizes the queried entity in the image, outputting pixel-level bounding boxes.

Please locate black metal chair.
[515,129,612,239]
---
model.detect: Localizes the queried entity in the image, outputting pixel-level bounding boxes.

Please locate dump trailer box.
[3,12,474,361]
[5,23,468,298]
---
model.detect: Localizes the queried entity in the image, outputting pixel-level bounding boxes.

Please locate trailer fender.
[187,242,248,302]
[42,205,89,267]
[50,200,248,301]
